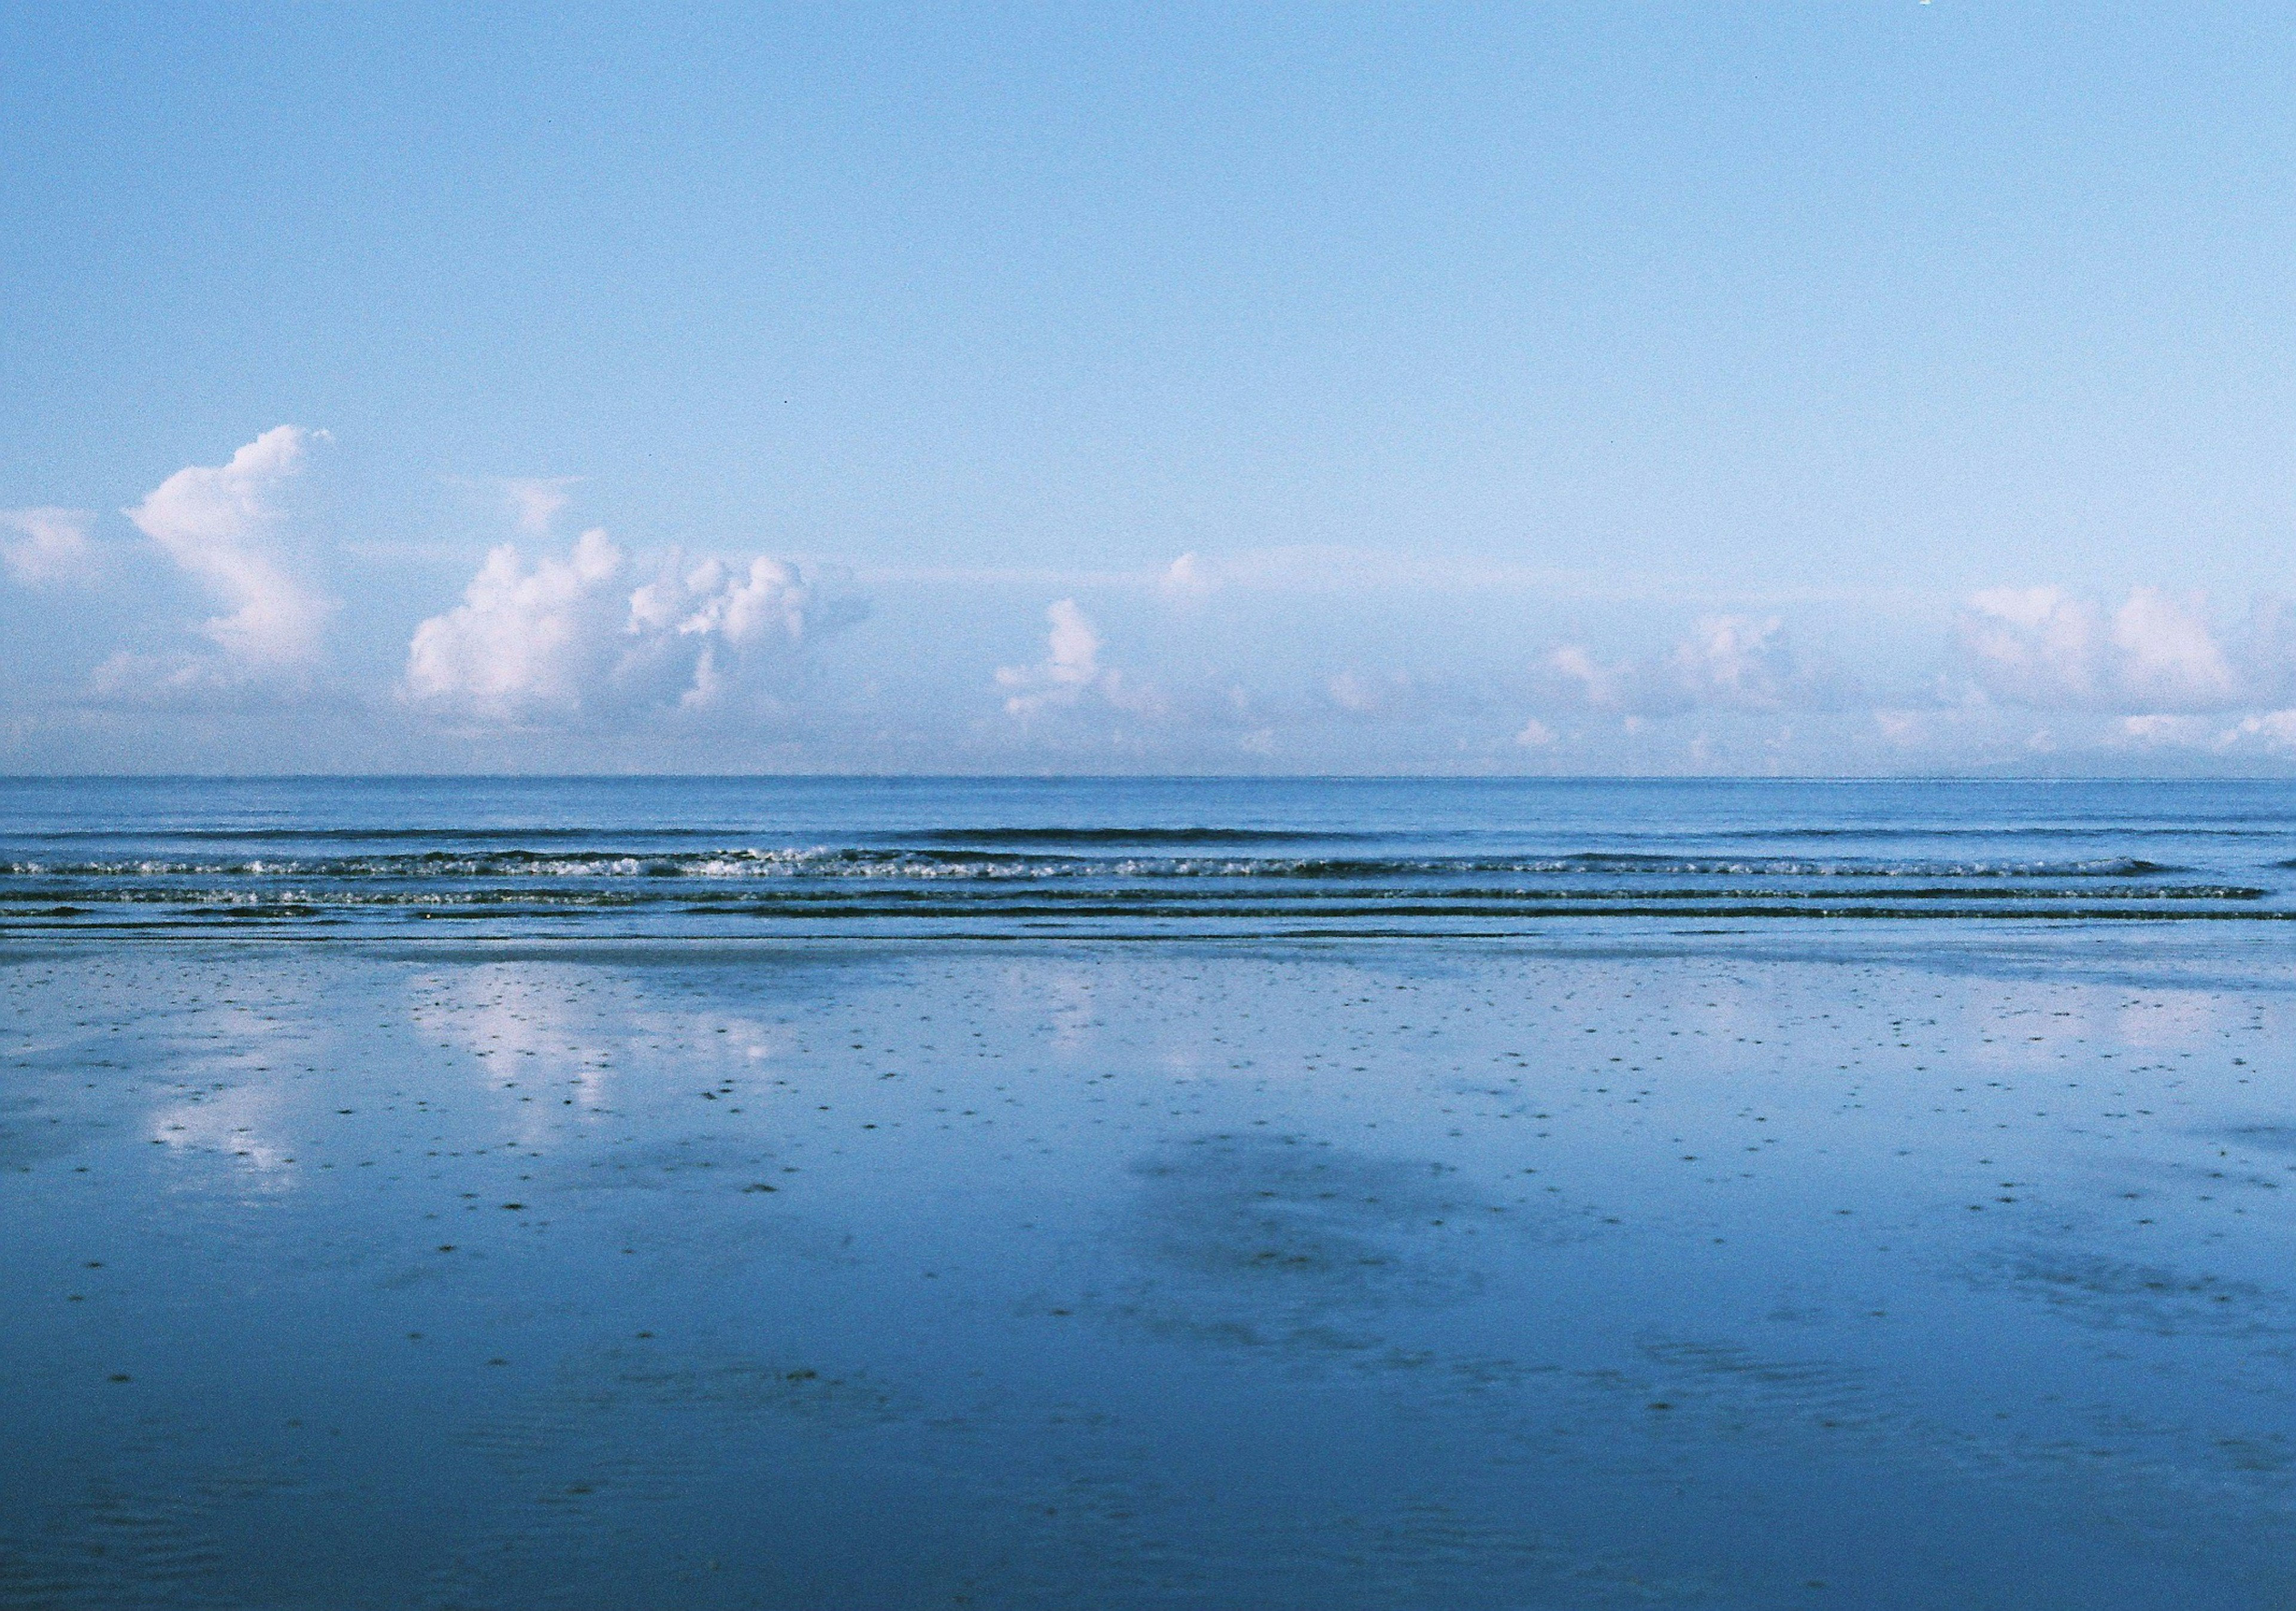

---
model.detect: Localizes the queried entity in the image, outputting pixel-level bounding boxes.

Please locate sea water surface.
[4,775,2294,936]
[4,779,2295,1608]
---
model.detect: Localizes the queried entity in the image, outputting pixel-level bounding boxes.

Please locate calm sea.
[2,775,2293,936]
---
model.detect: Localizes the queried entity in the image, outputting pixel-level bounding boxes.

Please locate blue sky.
[5,3,2295,773]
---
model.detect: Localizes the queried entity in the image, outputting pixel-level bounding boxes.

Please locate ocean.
[5,775,2295,936]
[4,778,2293,1607]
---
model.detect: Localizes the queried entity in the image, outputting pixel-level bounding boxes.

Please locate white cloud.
[2111,587,2239,707]
[1541,644,1614,707]
[1959,585,2239,711]
[1665,615,1801,707]
[633,554,814,711]
[1513,716,1555,747]
[1534,615,1846,718]
[1959,586,2101,703]
[996,599,1104,714]
[2217,709,2296,754]
[123,426,334,667]
[405,528,625,718]
[1,508,96,586]
[404,528,829,723]
[995,600,1168,719]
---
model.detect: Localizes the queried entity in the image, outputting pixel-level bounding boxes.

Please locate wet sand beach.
[5,924,2293,1608]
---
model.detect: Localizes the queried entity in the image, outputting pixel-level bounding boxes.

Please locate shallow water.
[4,782,2295,1607]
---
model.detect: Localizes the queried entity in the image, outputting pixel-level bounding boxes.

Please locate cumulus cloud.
[2219,710,2296,753]
[1508,586,2296,766]
[999,600,1107,714]
[2113,588,2240,707]
[1534,615,1849,719]
[1874,585,2296,763]
[1957,587,2102,704]
[123,426,334,667]
[631,552,816,710]
[1958,586,2240,711]
[1,508,96,586]
[995,600,1170,719]
[1663,616,1808,707]
[404,528,832,723]
[405,529,624,718]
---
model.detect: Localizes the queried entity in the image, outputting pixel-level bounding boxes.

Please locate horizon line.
[1,772,2290,785]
